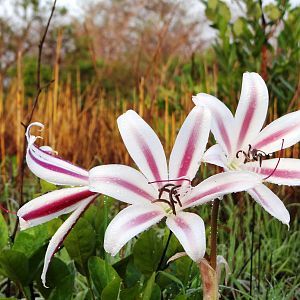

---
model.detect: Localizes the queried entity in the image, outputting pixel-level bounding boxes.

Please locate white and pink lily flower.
[17,122,98,286]
[89,108,260,263]
[193,72,298,226]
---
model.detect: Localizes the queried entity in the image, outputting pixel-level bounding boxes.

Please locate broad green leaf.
[0,213,8,249]
[158,271,185,291]
[13,228,47,258]
[174,295,187,300]
[120,284,141,300]
[48,274,74,300]
[264,4,281,21]
[64,218,96,270]
[207,0,218,10]
[133,229,163,276]
[233,18,245,37]
[88,256,120,297]
[13,219,62,258]
[150,283,161,300]
[0,249,29,285]
[82,201,106,254]
[125,258,142,288]
[218,1,231,23]
[40,179,57,193]
[142,272,156,300]
[113,254,132,280]
[37,257,74,299]
[101,277,121,300]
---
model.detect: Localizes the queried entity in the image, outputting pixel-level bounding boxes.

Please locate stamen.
[148,178,191,184]
[151,182,183,215]
[236,144,273,166]
[263,139,284,180]
[0,204,17,215]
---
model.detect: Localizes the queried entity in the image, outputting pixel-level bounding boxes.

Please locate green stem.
[86,275,96,300]
[210,199,220,270]
[157,231,172,271]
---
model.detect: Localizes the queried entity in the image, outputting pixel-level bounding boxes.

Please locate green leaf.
[233,18,245,37]
[36,257,74,300]
[0,213,8,249]
[207,0,218,10]
[142,272,156,300]
[13,227,47,258]
[101,277,121,300]
[0,249,29,285]
[88,256,120,297]
[64,218,96,271]
[218,1,231,23]
[120,284,141,300]
[264,4,281,21]
[133,229,164,276]
[150,283,161,300]
[48,274,74,300]
[158,271,185,291]
[40,179,57,193]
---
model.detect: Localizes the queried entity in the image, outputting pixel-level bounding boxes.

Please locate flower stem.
[210,199,220,270]
[157,231,172,271]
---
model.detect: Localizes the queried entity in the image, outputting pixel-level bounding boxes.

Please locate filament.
[148,178,191,184]
[263,139,284,180]
[0,204,17,215]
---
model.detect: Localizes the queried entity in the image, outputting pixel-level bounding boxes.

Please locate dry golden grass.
[0,47,299,187]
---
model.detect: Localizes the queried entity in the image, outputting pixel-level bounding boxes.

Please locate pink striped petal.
[117,110,168,187]
[89,164,157,204]
[252,110,300,153]
[247,184,290,225]
[182,171,260,209]
[169,106,211,180]
[202,144,227,168]
[18,187,96,229]
[41,196,95,287]
[166,212,206,262]
[104,204,165,256]
[26,123,88,186]
[193,93,234,155]
[244,158,300,186]
[234,72,269,150]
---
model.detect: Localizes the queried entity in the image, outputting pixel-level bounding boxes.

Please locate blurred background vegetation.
[0,0,299,299]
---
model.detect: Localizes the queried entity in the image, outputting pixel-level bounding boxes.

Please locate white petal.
[202,144,227,168]
[17,187,96,229]
[244,158,300,186]
[104,204,165,256]
[169,106,211,180]
[89,164,157,204]
[26,123,88,186]
[193,93,234,155]
[166,212,206,262]
[252,110,300,153]
[234,72,269,150]
[247,184,290,225]
[182,171,261,209]
[117,110,168,188]
[41,196,95,287]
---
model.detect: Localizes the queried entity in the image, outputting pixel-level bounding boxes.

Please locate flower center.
[235,144,272,167]
[148,178,191,215]
[152,183,182,215]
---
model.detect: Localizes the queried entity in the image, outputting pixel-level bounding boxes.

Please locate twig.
[210,199,220,270]
[11,0,57,242]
